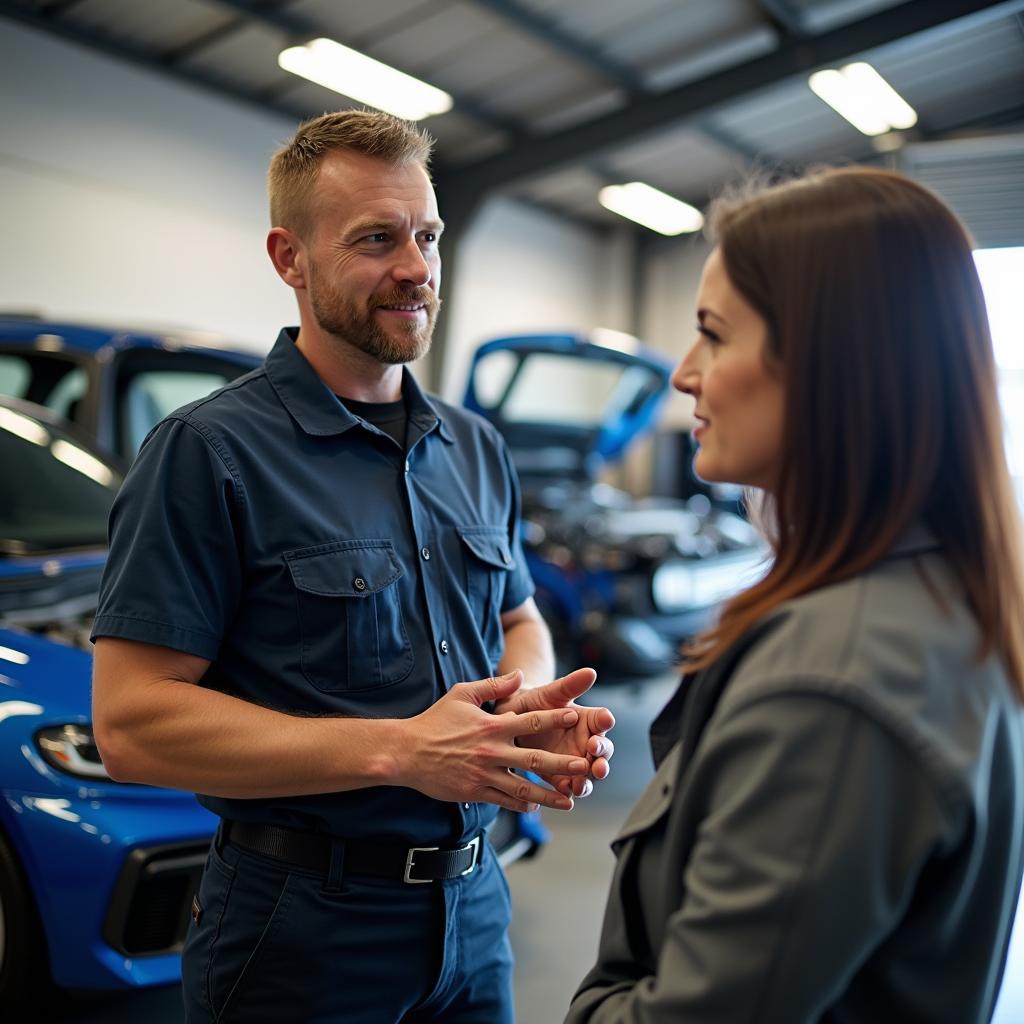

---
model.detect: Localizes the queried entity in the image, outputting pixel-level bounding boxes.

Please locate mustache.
[370,287,440,312]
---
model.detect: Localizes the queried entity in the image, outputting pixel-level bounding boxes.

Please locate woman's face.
[672,247,784,492]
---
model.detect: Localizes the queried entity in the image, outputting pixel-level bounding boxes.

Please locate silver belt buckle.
[403,835,481,884]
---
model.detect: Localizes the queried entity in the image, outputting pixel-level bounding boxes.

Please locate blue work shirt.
[92,328,534,844]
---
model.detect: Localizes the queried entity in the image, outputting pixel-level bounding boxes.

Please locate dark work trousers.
[181,830,514,1024]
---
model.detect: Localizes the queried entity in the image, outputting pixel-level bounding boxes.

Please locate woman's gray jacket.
[567,528,1024,1023]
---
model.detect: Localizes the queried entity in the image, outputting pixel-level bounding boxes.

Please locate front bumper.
[2,784,215,991]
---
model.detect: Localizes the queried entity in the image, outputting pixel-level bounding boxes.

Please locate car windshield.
[0,405,120,553]
[475,350,663,427]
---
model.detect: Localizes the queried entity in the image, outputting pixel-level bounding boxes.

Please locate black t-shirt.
[337,395,408,450]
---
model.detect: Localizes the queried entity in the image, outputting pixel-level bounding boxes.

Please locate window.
[975,248,1024,507]
[122,370,232,455]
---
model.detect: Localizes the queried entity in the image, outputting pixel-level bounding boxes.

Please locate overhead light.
[599,182,704,236]
[808,62,917,137]
[279,38,453,120]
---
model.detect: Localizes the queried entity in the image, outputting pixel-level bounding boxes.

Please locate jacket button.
[421,546,431,560]
[439,640,449,655]
[353,577,367,591]
[503,552,512,565]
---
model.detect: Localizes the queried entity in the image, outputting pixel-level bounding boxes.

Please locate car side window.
[0,355,30,398]
[123,370,230,455]
[44,367,88,420]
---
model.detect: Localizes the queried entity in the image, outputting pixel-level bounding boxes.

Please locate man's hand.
[396,670,591,812]
[494,667,614,798]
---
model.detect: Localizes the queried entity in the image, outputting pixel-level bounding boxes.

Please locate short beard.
[309,264,440,366]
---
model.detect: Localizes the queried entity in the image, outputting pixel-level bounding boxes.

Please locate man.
[91,110,614,1023]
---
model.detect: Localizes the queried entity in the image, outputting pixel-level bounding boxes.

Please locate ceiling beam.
[469,0,645,94]
[757,0,808,38]
[434,0,1020,202]
[159,16,248,66]
[205,0,529,141]
[0,0,307,123]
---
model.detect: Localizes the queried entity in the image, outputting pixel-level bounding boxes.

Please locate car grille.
[103,840,210,956]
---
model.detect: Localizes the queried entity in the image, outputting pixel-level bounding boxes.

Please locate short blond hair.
[268,109,434,236]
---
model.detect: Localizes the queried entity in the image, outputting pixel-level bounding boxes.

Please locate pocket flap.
[457,526,514,571]
[284,542,403,597]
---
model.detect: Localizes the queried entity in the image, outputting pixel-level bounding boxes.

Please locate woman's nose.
[672,360,699,397]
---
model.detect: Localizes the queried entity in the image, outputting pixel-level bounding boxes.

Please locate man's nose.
[392,239,432,287]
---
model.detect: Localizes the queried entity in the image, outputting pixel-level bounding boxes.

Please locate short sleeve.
[497,433,535,613]
[91,416,245,660]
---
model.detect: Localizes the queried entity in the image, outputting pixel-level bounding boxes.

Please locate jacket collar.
[264,327,454,443]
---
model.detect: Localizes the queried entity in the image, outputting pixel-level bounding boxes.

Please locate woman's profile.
[566,167,1024,1023]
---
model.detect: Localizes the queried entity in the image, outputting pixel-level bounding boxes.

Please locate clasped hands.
[404,667,614,813]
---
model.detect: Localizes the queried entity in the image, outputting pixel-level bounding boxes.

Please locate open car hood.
[463,333,672,481]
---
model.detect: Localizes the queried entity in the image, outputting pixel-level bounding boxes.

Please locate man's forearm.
[96,674,402,798]
[498,616,555,689]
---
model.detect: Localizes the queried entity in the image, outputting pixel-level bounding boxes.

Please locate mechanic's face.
[672,247,784,492]
[304,150,442,365]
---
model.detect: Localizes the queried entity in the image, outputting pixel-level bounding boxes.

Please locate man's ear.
[267,227,307,289]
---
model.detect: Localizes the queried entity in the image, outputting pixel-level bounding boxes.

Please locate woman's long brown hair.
[685,167,1024,697]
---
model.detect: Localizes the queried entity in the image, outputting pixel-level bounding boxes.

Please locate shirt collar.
[264,327,454,443]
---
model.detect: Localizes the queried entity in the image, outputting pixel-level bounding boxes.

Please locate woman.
[566,167,1024,1023]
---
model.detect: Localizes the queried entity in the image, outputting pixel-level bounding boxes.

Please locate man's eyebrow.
[346,218,446,236]
[697,308,728,326]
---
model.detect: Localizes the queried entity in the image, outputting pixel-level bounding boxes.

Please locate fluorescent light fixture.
[809,62,917,137]
[599,182,704,236]
[279,38,453,120]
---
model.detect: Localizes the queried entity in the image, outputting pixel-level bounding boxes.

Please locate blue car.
[464,332,764,683]
[0,397,217,1012]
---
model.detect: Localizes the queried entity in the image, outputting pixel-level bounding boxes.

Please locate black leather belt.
[222,820,483,884]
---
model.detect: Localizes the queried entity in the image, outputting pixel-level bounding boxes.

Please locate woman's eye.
[697,325,721,344]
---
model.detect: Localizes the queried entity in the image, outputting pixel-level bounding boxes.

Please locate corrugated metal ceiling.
[2,0,1022,242]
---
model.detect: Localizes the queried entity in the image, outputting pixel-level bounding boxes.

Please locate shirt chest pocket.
[284,541,414,692]
[456,526,514,664]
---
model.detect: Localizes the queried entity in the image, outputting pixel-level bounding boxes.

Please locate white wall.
[0,20,630,379]
[638,234,712,429]
[440,198,634,400]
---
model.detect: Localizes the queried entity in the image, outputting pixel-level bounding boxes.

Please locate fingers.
[502,706,580,739]
[507,745,591,779]
[588,734,615,762]
[482,772,576,813]
[506,666,597,713]
[454,669,523,706]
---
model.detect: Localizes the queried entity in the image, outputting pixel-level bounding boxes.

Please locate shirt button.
[353,577,367,591]
[404,460,410,473]
[439,640,449,655]
[463,803,471,810]
[503,552,512,566]
[421,546,431,561]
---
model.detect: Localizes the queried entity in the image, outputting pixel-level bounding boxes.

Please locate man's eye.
[422,232,438,243]
[365,233,388,243]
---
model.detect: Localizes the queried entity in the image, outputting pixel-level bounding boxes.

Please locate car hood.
[0,548,106,623]
[0,624,92,724]
[463,333,671,481]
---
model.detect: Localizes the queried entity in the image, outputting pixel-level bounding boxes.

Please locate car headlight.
[35,723,112,780]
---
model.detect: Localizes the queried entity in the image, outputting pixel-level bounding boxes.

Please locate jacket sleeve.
[567,691,954,1024]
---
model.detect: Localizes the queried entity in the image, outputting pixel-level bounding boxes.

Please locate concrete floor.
[49,674,1024,1023]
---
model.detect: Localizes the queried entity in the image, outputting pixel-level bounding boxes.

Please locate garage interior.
[1,0,1023,1020]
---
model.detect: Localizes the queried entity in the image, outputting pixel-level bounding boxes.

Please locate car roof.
[0,315,263,365]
